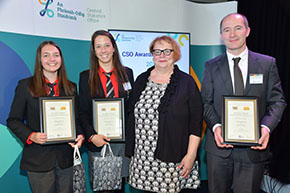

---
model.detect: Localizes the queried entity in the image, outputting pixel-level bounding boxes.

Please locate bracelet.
[89,134,95,142]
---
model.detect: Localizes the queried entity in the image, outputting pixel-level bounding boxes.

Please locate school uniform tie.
[47,83,56,97]
[233,57,244,95]
[104,72,115,98]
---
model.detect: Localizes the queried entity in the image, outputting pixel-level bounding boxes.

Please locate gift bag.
[73,146,86,193]
[89,144,123,191]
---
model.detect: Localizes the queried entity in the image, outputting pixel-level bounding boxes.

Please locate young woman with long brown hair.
[7,41,84,193]
[79,30,134,193]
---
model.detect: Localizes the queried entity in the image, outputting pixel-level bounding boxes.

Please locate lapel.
[95,79,106,98]
[117,82,124,98]
[244,51,259,94]
[219,53,234,94]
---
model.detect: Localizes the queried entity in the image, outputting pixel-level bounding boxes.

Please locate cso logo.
[122,51,134,57]
[39,0,54,18]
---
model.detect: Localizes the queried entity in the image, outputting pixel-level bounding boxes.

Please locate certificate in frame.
[222,96,261,146]
[92,98,125,142]
[39,97,76,144]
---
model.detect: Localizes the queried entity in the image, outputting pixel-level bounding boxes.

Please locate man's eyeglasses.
[152,49,174,56]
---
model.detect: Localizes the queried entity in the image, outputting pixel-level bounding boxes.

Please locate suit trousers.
[27,161,73,193]
[207,148,265,193]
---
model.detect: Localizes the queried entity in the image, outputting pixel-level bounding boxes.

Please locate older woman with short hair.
[126,36,202,193]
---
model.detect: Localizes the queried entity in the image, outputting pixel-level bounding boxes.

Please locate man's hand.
[214,126,233,148]
[251,127,269,150]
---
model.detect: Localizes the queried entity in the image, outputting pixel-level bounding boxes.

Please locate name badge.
[249,74,263,84]
[123,82,132,91]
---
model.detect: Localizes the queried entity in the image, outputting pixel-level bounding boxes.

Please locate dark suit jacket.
[125,65,203,163]
[201,50,286,162]
[78,67,134,152]
[6,77,83,172]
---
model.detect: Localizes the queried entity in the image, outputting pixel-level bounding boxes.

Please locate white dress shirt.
[226,48,248,93]
[212,47,269,133]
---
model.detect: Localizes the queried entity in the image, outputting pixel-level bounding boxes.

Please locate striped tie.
[47,83,56,96]
[104,72,115,98]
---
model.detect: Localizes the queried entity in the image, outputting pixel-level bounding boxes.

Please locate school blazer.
[78,67,134,152]
[7,77,83,172]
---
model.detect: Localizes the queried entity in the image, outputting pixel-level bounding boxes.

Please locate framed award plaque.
[39,96,76,144]
[222,96,261,146]
[92,98,125,142]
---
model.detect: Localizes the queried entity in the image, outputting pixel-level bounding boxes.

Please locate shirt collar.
[45,77,59,84]
[99,66,114,74]
[226,47,248,63]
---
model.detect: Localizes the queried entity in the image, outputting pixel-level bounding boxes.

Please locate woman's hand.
[30,132,47,144]
[178,134,200,178]
[178,153,196,178]
[69,134,85,148]
[91,134,110,147]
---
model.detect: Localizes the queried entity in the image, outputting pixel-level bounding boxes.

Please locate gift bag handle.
[74,145,82,165]
[101,143,114,158]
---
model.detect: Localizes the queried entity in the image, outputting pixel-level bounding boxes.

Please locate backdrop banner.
[0,1,236,192]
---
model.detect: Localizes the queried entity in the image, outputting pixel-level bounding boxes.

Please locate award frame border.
[39,96,76,145]
[92,98,125,142]
[222,95,261,146]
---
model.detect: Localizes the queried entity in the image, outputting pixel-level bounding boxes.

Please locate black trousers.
[207,148,265,193]
[27,163,73,193]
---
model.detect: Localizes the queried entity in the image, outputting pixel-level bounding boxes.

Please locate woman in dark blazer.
[6,41,84,193]
[78,30,134,193]
[125,36,203,193]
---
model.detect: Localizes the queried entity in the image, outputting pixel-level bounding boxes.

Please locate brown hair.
[29,41,75,96]
[149,36,181,62]
[89,30,129,97]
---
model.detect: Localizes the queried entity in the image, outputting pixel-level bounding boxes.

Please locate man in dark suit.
[201,13,286,193]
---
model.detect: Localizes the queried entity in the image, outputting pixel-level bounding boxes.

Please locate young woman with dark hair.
[79,30,134,193]
[7,41,84,193]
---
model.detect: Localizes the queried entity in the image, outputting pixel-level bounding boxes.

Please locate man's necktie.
[104,72,115,98]
[233,57,244,95]
[47,83,56,97]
